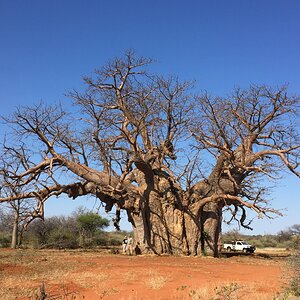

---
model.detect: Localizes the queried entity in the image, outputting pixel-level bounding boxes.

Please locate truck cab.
[223,240,256,253]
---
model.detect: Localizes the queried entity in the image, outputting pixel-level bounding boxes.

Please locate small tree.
[0,148,45,248]
[77,212,109,246]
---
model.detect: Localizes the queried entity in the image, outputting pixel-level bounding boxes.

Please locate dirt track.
[0,249,287,299]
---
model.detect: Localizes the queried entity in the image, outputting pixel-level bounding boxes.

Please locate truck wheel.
[243,248,247,253]
[227,247,231,252]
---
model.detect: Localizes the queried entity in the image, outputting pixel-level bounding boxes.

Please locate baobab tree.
[0,51,299,256]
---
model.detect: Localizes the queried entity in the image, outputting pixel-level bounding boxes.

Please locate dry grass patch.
[0,250,86,299]
[187,287,210,300]
[66,269,118,298]
[122,270,138,283]
[175,283,242,300]
[98,287,119,298]
[146,270,168,290]
[184,282,279,300]
[26,283,85,300]
[0,286,31,300]
[69,270,110,289]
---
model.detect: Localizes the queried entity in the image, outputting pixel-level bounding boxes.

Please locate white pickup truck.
[223,240,256,253]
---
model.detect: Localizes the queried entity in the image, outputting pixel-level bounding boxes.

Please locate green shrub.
[47,230,79,249]
[222,231,297,249]
[108,237,122,246]
[0,232,10,247]
[77,213,109,236]
[94,236,108,246]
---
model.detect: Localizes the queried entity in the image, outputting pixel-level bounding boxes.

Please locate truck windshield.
[241,242,249,245]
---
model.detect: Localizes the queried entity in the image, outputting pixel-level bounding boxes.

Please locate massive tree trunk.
[131,199,203,256]
[126,154,239,257]
[201,201,223,257]
[126,173,215,256]
[129,193,222,256]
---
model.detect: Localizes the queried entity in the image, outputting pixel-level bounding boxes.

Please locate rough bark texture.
[125,172,222,256]
[131,188,201,255]
[11,210,19,249]
[201,202,223,256]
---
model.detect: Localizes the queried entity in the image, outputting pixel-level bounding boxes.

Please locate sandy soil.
[0,248,288,299]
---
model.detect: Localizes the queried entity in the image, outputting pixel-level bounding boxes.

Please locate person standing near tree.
[134,242,141,255]
[122,235,128,254]
[127,235,133,255]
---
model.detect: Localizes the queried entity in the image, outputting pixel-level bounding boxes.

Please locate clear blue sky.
[0,0,299,234]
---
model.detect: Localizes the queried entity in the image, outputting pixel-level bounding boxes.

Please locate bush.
[108,237,123,246]
[46,230,79,249]
[0,232,10,247]
[94,236,108,246]
[0,209,127,250]
[222,231,297,249]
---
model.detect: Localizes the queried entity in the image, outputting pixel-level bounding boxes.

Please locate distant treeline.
[0,206,299,250]
[223,224,300,249]
[0,208,130,249]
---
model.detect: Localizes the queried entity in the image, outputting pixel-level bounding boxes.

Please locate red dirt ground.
[73,255,285,299]
[0,249,287,299]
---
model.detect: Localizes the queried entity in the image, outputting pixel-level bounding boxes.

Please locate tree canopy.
[1,51,299,256]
